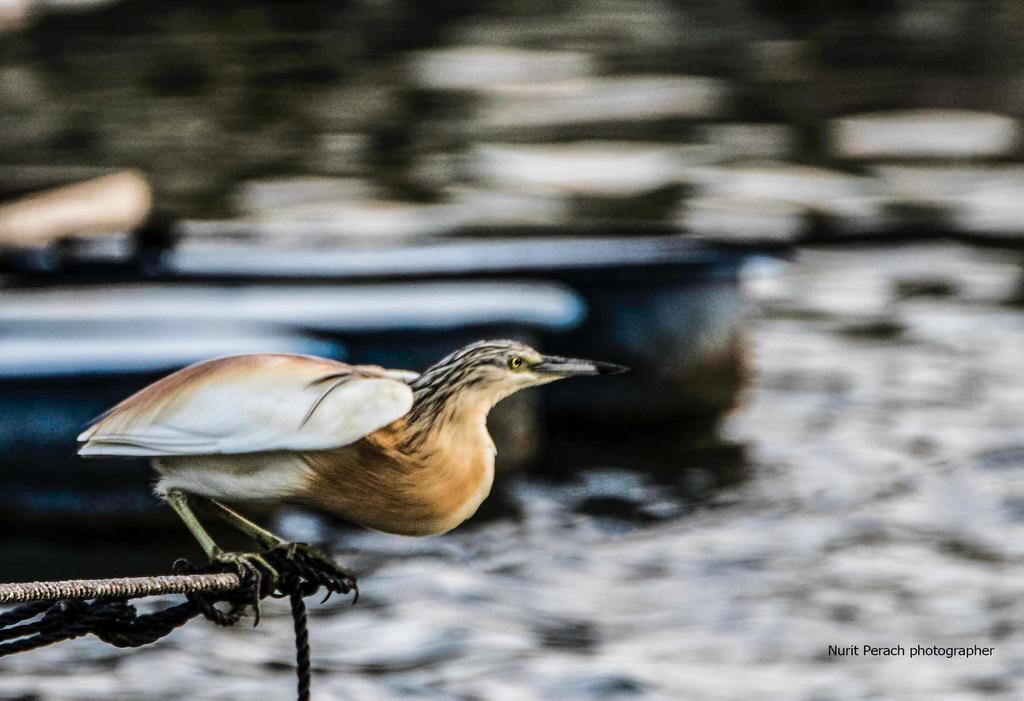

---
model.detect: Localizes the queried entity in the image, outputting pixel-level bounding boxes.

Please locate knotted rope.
[0,547,357,701]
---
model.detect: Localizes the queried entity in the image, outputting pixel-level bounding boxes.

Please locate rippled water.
[2,244,1024,700]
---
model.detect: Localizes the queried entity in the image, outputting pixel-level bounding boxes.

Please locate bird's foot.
[273,542,358,602]
[209,547,280,605]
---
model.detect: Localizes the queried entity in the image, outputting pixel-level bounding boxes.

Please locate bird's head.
[411,339,628,410]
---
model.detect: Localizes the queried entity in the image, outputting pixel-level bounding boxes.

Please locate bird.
[77,339,627,579]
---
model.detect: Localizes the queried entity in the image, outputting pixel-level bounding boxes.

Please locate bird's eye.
[509,356,523,370]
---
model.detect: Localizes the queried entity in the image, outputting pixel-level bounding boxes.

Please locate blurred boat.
[0,174,772,437]
[161,230,757,427]
[0,170,150,255]
[3,228,763,425]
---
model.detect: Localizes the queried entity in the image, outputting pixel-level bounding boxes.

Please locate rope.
[0,572,241,604]
[0,547,357,700]
[290,589,312,701]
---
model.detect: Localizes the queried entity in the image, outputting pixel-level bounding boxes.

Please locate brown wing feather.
[78,354,414,456]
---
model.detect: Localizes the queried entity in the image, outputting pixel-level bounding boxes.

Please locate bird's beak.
[533,354,630,377]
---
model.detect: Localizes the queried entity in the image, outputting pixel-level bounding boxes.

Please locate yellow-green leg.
[203,498,287,550]
[164,489,279,588]
[164,489,223,559]
[202,498,341,572]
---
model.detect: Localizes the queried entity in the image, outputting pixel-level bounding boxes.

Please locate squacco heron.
[78,339,626,576]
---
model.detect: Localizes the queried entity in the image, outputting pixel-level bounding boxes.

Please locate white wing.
[77,354,414,457]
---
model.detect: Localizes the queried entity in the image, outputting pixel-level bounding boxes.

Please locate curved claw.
[210,548,281,623]
[274,542,358,601]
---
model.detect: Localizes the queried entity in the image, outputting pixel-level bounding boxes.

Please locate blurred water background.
[1,1,1024,699]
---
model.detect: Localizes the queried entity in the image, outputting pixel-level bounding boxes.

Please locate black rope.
[0,545,357,700]
[290,589,311,701]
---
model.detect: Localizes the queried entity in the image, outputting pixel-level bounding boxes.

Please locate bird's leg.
[164,489,223,560]
[202,498,349,578]
[164,489,279,591]
[202,498,287,550]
